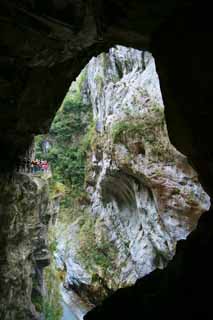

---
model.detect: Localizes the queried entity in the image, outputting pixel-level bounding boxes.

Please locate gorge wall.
[0,173,51,319]
[1,1,213,320]
[51,47,209,309]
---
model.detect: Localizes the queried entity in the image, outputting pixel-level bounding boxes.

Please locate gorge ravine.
[39,46,210,318]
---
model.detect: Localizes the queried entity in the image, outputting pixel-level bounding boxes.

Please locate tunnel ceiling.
[1,1,212,193]
[1,1,210,184]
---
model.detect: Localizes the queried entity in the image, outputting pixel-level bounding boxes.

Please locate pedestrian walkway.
[31,159,49,174]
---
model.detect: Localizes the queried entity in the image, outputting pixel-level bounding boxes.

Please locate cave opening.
[1,2,213,320]
[30,46,210,320]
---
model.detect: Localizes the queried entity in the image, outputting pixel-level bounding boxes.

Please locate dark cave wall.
[152,6,213,197]
[0,0,104,170]
[0,174,51,319]
[85,6,213,318]
[84,5,213,318]
[0,0,189,171]
[1,1,213,319]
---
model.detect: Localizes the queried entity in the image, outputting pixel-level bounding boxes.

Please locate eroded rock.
[0,173,50,320]
[55,47,210,306]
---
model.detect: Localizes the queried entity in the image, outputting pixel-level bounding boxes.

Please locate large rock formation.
[54,47,209,306]
[0,1,212,197]
[0,173,51,319]
[1,1,213,319]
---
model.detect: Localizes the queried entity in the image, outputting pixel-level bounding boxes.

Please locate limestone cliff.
[1,3,213,320]
[54,47,210,306]
[0,173,51,320]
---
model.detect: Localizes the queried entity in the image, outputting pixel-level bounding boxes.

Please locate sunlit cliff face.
[52,47,209,310]
[83,47,210,282]
[1,2,213,320]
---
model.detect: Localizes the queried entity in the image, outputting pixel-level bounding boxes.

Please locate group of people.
[31,159,49,173]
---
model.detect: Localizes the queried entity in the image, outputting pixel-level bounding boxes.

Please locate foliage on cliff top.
[112,121,145,143]
[35,76,92,193]
[35,72,96,242]
[111,103,174,162]
[112,103,164,141]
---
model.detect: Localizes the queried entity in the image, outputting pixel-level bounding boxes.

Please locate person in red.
[42,160,49,172]
[38,160,43,172]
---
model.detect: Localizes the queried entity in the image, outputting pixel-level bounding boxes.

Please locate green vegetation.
[34,65,171,305]
[172,188,181,195]
[111,102,174,162]
[43,263,63,320]
[186,189,197,204]
[112,121,145,143]
[77,214,117,275]
[34,72,98,317]
[34,70,118,302]
[49,238,58,255]
[40,227,64,320]
[31,236,62,320]
[49,181,66,199]
[32,294,43,313]
[112,103,164,141]
[80,120,96,155]
[35,95,92,187]
[35,74,93,203]
[94,75,104,93]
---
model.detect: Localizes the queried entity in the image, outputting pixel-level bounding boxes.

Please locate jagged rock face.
[55,47,209,304]
[0,173,51,320]
[54,218,99,305]
[1,2,213,320]
[1,1,213,194]
[85,47,209,284]
[85,206,213,320]
[88,47,209,278]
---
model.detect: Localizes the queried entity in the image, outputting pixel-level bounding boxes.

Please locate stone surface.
[0,1,210,184]
[0,173,50,320]
[55,47,209,305]
[85,205,213,320]
[1,2,213,320]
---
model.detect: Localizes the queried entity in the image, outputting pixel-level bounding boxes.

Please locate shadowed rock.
[1,1,213,319]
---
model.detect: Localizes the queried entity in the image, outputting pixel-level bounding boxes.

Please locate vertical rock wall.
[0,173,51,320]
[54,47,210,305]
